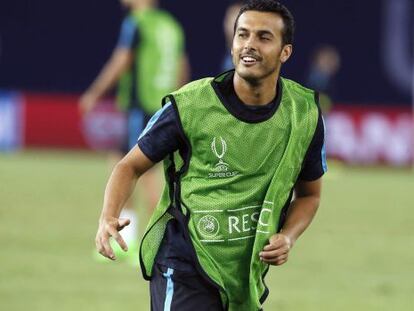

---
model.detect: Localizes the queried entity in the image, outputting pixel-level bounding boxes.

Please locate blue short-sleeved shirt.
[116,16,139,49]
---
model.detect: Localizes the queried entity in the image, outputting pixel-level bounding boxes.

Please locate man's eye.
[238,33,247,38]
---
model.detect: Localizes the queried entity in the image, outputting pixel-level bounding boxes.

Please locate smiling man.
[94,1,326,310]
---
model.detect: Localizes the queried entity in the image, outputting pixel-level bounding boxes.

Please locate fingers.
[78,97,90,114]
[95,218,131,260]
[263,238,285,251]
[78,93,96,115]
[98,233,115,260]
[264,234,291,250]
[117,218,131,231]
[259,246,289,265]
[262,254,288,266]
[95,236,105,256]
[260,233,292,266]
[107,226,128,252]
[260,245,289,259]
[260,250,289,265]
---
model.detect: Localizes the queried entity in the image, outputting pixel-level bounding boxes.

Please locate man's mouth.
[240,55,260,65]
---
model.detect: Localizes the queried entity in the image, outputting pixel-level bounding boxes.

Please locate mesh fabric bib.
[140,73,318,310]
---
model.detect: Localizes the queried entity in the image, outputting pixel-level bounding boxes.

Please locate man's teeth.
[242,56,256,62]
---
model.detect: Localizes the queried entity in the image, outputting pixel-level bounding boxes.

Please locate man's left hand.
[259,233,292,266]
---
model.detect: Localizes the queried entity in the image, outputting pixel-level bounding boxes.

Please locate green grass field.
[1,150,413,311]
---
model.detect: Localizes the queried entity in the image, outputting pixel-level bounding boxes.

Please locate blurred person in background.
[305,44,341,114]
[79,0,189,263]
[94,0,326,309]
[221,1,243,71]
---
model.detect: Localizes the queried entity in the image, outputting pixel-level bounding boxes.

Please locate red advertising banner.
[24,93,87,148]
[23,93,126,150]
[326,105,413,166]
[19,93,414,166]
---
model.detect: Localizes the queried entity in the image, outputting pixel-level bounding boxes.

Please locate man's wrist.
[279,230,296,248]
[99,213,116,224]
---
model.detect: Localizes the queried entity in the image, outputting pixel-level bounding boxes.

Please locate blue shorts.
[150,263,223,311]
[122,108,152,154]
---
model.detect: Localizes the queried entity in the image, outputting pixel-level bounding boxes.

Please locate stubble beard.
[237,62,280,87]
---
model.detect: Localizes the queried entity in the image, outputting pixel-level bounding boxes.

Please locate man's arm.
[177,53,191,87]
[79,47,133,114]
[260,177,322,265]
[95,145,154,260]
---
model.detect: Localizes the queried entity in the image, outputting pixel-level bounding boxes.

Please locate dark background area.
[0,0,412,104]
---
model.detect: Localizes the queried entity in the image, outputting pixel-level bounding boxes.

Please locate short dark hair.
[234,0,295,45]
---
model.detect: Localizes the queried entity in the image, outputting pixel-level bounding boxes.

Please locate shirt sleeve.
[137,102,184,163]
[298,104,328,181]
[116,16,139,49]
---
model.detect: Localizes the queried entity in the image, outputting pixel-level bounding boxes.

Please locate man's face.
[120,0,132,8]
[232,11,291,83]
[120,0,145,8]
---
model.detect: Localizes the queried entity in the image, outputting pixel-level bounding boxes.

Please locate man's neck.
[132,4,152,10]
[233,73,279,106]
[132,0,156,11]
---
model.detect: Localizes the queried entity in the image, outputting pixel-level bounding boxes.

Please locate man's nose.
[243,36,257,51]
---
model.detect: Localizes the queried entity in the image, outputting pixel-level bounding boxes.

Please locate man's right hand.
[78,92,98,115]
[95,216,130,260]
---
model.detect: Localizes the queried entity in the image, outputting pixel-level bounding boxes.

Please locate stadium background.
[0,0,413,310]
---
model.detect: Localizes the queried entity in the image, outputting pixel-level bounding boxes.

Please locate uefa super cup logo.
[211,137,229,172]
[197,215,220,238]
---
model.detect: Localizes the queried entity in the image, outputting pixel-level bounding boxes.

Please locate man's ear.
[280,44,293,63]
